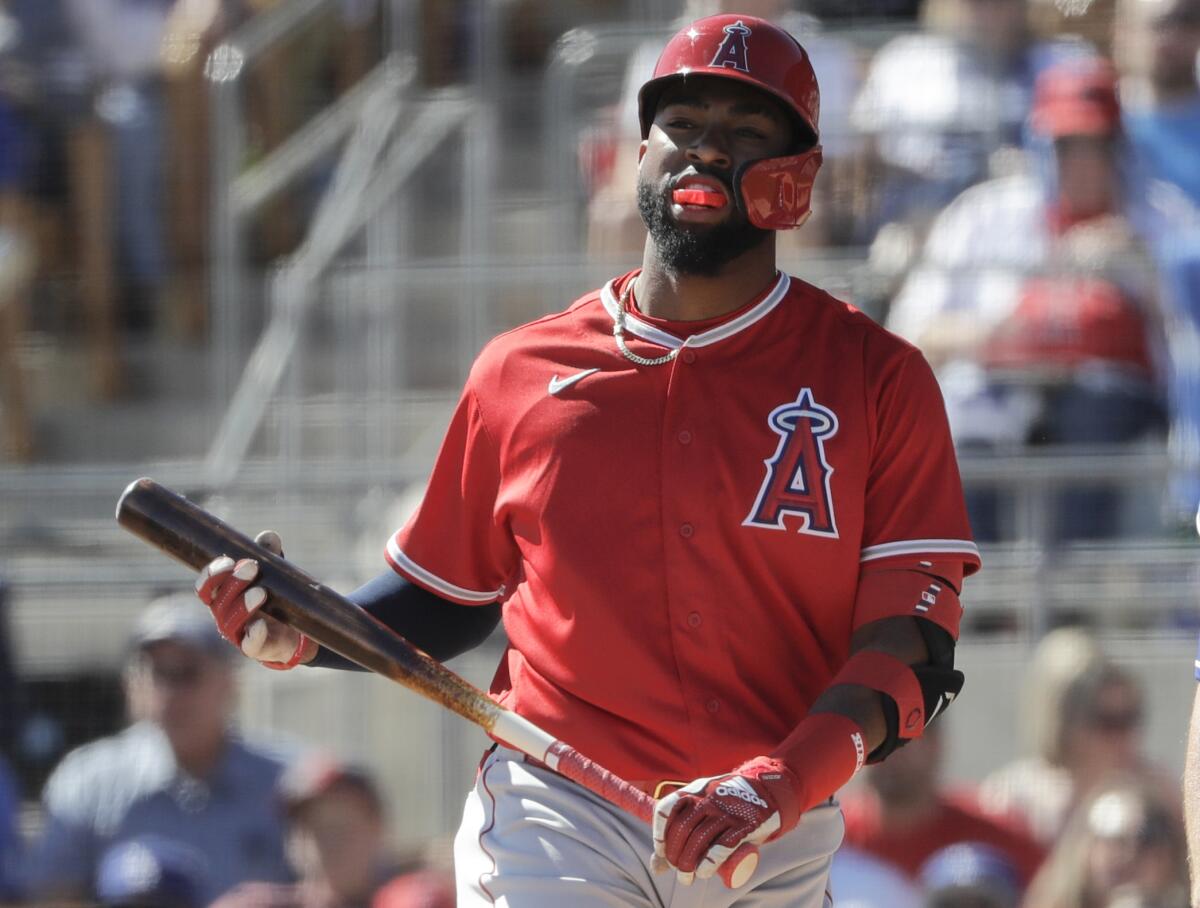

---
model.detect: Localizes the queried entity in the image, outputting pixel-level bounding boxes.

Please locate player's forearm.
[807,615,931,755]
[742,616,936,819]
[306,570,502,670]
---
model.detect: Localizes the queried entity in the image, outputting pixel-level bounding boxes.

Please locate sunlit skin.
[633,76,794,322]
[1184,687,1200,906]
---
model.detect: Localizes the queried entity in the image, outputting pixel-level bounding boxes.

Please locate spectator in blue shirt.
[24,593,296,903]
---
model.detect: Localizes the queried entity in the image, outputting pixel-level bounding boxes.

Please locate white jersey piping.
[386,537,504,603]
[859,539,981,563]
[599,272,790,350]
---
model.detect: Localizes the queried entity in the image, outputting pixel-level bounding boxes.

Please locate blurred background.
[0,0,1199,904]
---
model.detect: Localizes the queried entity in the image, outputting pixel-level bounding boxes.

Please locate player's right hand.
[651,758,802,885]
[193,530,314,670]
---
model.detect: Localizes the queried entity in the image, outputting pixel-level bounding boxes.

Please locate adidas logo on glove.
[715,777,768,809]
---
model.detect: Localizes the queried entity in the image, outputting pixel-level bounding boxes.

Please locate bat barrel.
[116,477,504,731]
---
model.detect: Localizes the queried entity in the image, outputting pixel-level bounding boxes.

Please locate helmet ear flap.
[736,146,823,231]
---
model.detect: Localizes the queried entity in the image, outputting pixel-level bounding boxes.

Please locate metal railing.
[207,0,350,405]
[3,440,1196,672]
[202,0,502,487]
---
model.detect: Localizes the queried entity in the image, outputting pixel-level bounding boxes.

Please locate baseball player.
[194,13,980,907]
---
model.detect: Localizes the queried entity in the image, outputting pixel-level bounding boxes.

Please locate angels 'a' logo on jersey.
[710,19,752,73]
[743,388,839,537]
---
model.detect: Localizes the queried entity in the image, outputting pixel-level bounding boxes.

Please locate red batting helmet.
[637,14,823,230]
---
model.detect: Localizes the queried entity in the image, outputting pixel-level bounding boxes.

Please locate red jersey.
[387,271,980,781]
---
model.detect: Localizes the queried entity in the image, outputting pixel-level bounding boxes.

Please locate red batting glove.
[651,758,801,885]
[193,531,309,670]
[195,555,259,646]
[652,712,867,886]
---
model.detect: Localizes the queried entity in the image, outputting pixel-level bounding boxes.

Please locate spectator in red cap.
[213,754,454,908]
[840,723,1045,891]
[885,55,1198,541]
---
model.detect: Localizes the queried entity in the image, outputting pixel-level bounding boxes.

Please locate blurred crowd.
[0,0,392,455]
[831,626,1187,908]
[0,0,1199,903]
[0,0,1195,539]
[0,0,1198,538]
[0,595,1186,906]
[0,593,455,906]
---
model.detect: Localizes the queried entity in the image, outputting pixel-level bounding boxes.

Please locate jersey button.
[679,523,694,538]
[681,350,696,364]
[677,430,692,445]
[687,612,702,628]
[706,699,720,714]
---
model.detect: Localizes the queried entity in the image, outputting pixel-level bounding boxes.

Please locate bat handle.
[492,714,760,888]
[544,742,760,889]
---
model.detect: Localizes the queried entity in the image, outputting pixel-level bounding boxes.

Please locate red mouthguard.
[673,188,726,208]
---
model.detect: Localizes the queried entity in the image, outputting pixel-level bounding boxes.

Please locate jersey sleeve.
[386,380,518,605]
[853,346,980,633]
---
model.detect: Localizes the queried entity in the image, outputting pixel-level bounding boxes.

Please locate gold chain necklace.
[612,276,680,367]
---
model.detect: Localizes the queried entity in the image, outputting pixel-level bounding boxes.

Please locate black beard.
[636,177,771,277]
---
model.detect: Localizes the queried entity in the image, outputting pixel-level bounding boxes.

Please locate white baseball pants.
[454,746,843,907]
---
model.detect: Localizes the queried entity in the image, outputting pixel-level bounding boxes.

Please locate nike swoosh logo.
[927,691,954,724]
[548,368,600,396]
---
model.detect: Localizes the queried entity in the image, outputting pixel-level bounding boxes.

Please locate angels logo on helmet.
[710,19,753,74]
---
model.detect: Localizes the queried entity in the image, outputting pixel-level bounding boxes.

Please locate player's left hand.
[651,757,802,885]
[193,530,315,669]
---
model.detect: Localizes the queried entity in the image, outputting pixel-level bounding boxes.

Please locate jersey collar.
[600,271,790,350]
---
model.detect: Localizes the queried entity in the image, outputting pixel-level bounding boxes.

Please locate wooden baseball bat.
[115,477,759,888]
